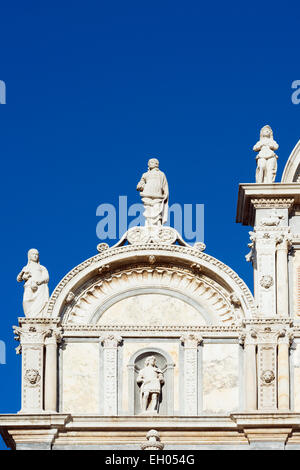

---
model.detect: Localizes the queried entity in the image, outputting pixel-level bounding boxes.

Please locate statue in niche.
[17,249,49,317]
[253,125,278,183]
[137,158,169,226]
[137,355,164,414]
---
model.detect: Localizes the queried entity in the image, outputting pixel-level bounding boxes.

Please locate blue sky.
[1,0,300,449]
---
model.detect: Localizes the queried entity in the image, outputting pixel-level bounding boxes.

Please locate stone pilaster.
[240,328,257,411]
[241,320,293,412]
[249,227,277,316]
[254,321,293,411]
[245,198,293,318]
[277,328,293,410]
[100,333,122,416]
[44,325,62,413]
[13,320,50,413]
[276,234,292,317]
[180,333,202,416]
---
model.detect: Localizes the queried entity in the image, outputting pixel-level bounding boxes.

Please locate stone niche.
[133,351,167,415]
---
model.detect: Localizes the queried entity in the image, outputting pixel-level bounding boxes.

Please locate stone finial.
[253,125,278,183]
[140,429,164,450]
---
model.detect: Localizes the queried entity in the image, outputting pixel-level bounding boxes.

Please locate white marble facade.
[4,137,300,450]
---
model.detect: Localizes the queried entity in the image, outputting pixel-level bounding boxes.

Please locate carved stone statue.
[17,249,49,318]
[137,158,169,226]
[254,125,278,183]
[137,355,164,414]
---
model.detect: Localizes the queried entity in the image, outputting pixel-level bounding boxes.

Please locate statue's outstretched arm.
[253,141,262,151]
[17,270,24,283]
[37,267,49,286]
[270,140,279,151]
[137,175,146,191]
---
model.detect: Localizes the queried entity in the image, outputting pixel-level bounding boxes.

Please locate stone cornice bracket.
[236,183,298,226]
[275,232,293,251]
[13,318,62,354]
[180,333,203,348]
[277,327,294,345]
[140,430,164,450]
[44,327,63,345]
[240,328,257,347]
[100,333,123,348]
[245,231,256,263]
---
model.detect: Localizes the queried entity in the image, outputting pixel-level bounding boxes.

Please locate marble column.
[100,333,122,416]
[180,333,202,416]
[243,330,257,411]
[276,235,290,317]
[278,330,292,410]
[44,328,61,412]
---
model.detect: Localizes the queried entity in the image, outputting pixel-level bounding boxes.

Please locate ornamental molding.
[60,324,241,339]
[180,333,203,347]
[62,265,244,325]
[46,244,255,320]
[251,198,294,209]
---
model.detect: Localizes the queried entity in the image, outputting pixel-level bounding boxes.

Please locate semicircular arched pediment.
[61,266,247,325]
[281,139,300,182]
[47,244,255,324]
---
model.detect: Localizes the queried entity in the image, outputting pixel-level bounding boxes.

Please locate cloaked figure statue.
[137,158,169,226]
[17,249,49,317]
[254,125,279,184]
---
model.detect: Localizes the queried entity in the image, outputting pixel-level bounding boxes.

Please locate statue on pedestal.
[254,125,278,183]
[137,158,169,226]
[137,355,164,414]
[17,249,49,317]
